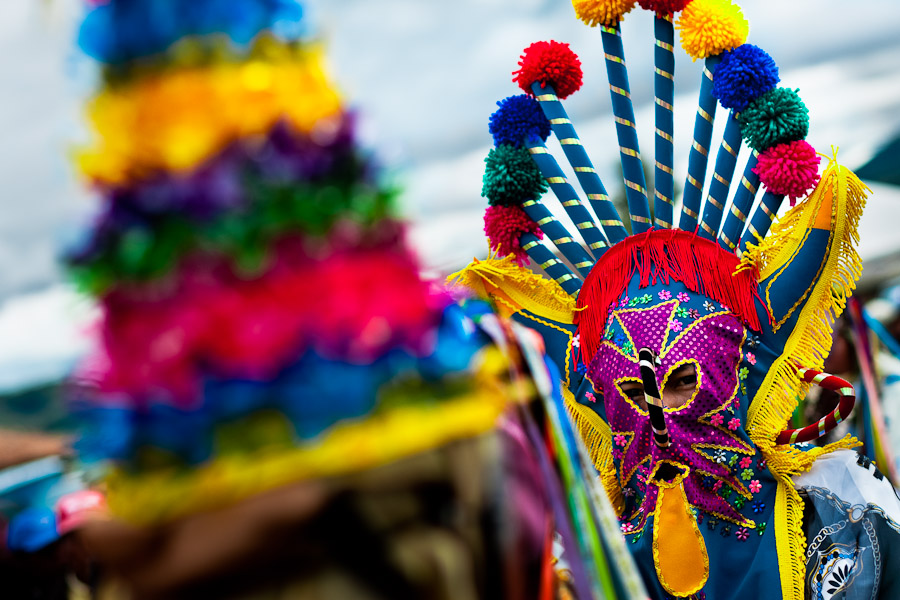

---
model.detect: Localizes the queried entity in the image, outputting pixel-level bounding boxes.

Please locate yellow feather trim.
[562,386,624,515]
[740,153,869,600]
[447,253,578,324]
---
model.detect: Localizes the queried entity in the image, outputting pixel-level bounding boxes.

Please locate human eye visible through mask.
[663,363,698,409]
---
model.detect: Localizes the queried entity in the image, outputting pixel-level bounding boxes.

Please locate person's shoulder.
[796,449,900,523]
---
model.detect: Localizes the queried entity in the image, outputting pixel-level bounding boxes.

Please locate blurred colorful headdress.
[453,1,872,598]
[67,0,513,528]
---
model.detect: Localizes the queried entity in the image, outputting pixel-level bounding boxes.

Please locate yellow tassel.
[562,387,624,514]
[447,253,578,324]
[742,152,869,600]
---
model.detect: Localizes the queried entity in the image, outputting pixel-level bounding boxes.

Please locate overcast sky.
[1,0,899,391]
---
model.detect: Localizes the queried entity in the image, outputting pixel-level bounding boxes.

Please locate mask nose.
[638,347,669,449]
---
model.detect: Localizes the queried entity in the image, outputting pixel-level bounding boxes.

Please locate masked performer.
[453,1,900,599]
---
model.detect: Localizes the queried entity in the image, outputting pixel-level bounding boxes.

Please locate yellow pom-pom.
[677,0,749,61]
[572,0,637,27]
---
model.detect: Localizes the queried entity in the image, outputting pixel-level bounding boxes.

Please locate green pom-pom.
[737,87,809,152]
[481,144,547,206]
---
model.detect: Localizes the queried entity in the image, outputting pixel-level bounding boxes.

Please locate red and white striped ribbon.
[775,367,855,445]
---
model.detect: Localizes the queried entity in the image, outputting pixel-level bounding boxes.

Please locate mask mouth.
[649,460,689,484]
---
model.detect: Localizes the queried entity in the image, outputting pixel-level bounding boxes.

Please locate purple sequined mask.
[587,283,755,527]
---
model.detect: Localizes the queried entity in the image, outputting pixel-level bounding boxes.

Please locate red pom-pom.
[637,0,691,14]
[513,41,583,99]
[484,205,543,266]
[753,140,821,205]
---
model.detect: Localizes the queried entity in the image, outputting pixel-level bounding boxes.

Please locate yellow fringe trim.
[740,153,869,600]
[447,253,577,324]
[516,310,575,390]
[562,386,623,515]
[105,354,511,525]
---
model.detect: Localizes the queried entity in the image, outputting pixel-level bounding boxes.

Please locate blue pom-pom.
[712,44,780,112]
[488,94,551,148]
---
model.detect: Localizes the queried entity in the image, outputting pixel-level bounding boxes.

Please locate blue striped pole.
[600,23,652,234]
[526,138,610,259]
[530,82,629,245]
[739,191,784,252]
[520,199,595,278]
[698,114,743,241]
[653,14,676,229]
[519,232,582,295]
[679,55,721,232]
[718,153,761,252]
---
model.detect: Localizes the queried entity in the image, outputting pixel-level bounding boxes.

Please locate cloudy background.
[1,0,900,394]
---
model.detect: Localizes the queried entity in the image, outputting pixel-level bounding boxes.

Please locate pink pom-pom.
[513,41,583,99]
[637,0,691,14]
[484,205,543,266]
[753,140,821,205]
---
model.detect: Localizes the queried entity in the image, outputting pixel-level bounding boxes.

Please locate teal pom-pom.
[737,88,809,152]
[489,95,551,148]
[713,44,779,112]
[482,145,547,206]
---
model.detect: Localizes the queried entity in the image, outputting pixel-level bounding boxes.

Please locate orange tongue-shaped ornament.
[651,463,709,597]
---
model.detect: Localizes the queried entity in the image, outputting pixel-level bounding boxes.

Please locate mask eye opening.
[616,377,648,414]
[659,360,701,411]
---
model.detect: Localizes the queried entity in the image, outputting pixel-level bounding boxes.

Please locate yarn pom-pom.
[489,95,552,148]
[753,140,821,205]
[737,87,809,152]
[713,44,780,111]
[513,41,583,99]
[572,0,636,27]
[482,145,548,207]
[484,205,543,266]
[677,0,748,61]
[637,0,691,14]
